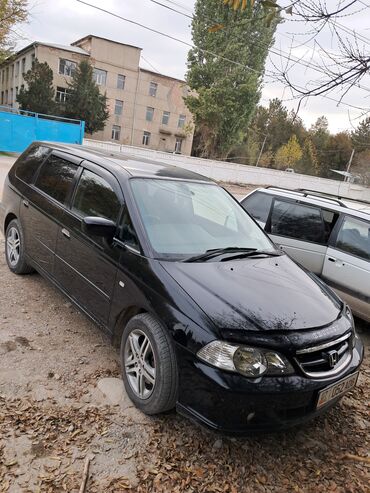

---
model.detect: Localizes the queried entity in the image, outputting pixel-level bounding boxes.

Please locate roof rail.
[296,189,370,207]
[264,186,347,207]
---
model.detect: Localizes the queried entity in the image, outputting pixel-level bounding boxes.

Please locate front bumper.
[175,335,364,434]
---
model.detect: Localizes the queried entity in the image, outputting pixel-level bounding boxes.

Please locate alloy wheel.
[6,227,21,267]
[124,329,156,399]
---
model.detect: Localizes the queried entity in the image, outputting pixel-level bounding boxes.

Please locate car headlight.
[197,341,294,378]
[344,304,354,326]
[343,304,357,348]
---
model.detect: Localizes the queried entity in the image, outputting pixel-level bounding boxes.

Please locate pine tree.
[351,117,370,152]
[64,60,109,135]
[185,0,278,158]
[299,138,319,175]
[16,60,57,115]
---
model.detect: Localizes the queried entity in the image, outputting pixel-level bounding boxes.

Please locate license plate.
[316,372,359,410]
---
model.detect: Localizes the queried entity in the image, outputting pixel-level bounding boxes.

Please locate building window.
[15,61,19,77]
[15,86,18,97]
[149,82,158,97]
[175,138,183,154]
[112,125,121,141]
[1,91,3,105]
[93,68,107,86]
[178,114,186,128]
[10,88,13,105]
[114,99,123,115]
[1,70,4,84]
[5,90,8,105]
[5,67,9,82]
[31,54,35,66]
[21,58,26,74]
[162,111,170,125]
[117,74,125,89]
[56,87,69,103]
[146,106,154,122]
[10,65,14,79]
[142,131,151,146]
[59,58,76,77]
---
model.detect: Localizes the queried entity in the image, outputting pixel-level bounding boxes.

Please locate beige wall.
[0,47,35,106]
[130,70,193,155]
[36,45,88,90]
[74,37,194,155]
[0,36,195,155]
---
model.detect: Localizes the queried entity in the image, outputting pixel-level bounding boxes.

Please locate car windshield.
[130,178,275,259]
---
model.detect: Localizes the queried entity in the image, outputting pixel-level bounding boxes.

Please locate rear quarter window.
[241,192,273,226]
[15,145,50,184]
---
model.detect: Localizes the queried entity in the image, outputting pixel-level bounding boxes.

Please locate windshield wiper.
[183,247,258,263]
[220,249,283,261]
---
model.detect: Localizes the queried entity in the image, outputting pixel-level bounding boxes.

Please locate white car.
[241,187,370,322]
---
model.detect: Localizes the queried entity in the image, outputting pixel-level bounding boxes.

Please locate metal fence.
[83,139,370,201]
[0,106,85,153]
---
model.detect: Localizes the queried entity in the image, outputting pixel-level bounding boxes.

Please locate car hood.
[160,254,341,332]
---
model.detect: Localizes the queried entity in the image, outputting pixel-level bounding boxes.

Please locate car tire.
[5,219,34,275]
[120,313,178,415]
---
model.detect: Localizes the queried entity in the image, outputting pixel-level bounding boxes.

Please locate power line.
[141,54,161,73]
[75,0,268,77]
[75,0,370,115]
[150,0,370,95]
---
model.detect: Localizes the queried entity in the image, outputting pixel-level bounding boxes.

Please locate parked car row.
[0,143,364,433]
[241,187,370,322]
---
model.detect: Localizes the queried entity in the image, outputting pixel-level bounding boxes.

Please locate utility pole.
[256,134,267,166]
[345,149,355,182]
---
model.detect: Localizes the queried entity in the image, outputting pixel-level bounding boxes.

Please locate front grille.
[295,332,353,378]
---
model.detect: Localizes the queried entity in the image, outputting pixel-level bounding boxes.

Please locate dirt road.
[0,155,369,492]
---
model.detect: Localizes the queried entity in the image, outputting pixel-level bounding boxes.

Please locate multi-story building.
[0,35,194,155]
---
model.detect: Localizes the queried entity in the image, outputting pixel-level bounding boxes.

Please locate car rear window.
[241,192,273,226]
[270,199,326,244]
[336,216,370,261]
[35,155,78,205]
[15,145,50,184]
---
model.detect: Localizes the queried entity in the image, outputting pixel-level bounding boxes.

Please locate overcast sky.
[15,0,370,134]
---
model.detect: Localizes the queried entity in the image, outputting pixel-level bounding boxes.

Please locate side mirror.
[82,216,116,238]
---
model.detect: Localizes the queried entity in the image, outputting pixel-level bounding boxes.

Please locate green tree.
[351,117,370,152]
[64,60,109,135]
[16,59,57,114]
[186,0,278,158]
[325,132,352,173]
[275,134,302,169]
[309,116,330,176]
[0,0,27,62]
[298,138,319,175]
[351,150,370,186]
[243,99,307,167]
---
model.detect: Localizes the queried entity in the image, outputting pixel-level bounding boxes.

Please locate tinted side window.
[72,169,121,221]
[35,155,78,204]
[241,192,273,225]
[15,145,50,183]
[121,207,140,251]
[270,199,325,243]
[336,217,370,261]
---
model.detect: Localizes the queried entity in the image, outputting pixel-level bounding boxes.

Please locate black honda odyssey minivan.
[0,142,364,432]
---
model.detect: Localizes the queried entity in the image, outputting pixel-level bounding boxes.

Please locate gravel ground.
[0,155,369,492]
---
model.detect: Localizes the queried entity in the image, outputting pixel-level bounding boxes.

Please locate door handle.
[61,228,70,239]
[22,200,29,208]
[328,257,336,262]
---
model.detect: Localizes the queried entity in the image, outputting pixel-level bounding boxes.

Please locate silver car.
[241,187,370,322]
